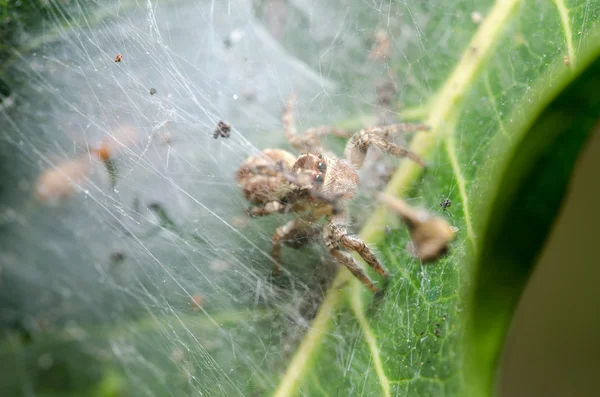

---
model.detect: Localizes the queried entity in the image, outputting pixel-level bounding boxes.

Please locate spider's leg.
[328,248,380,293]
[306,126,350,138]
[271,218,312,276]
[302,125,350,145]
[324,222,381,293]
[371,123,429,138]
[344,126,427,169]
[283,96,344,152]
[248,201,287,217]
[344,127,425,168]
[282,95,306,152]
[327,223,390,279]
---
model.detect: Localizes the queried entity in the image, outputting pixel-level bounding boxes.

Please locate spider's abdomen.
[235,149,296,205]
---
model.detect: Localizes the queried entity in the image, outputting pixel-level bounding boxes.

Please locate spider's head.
[291,153,360,203]
[291,153,328,191]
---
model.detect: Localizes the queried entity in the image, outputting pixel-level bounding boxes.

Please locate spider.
[235,96,429,293]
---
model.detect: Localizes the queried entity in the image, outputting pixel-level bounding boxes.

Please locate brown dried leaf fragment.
[378,193,456,262]
[34,156,91,202]
[114,54,122,62]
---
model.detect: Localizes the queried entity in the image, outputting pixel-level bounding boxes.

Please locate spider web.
[0,0,450,395]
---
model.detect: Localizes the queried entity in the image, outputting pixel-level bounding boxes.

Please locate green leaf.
[466,30,600,396]
[273,1,600,397]
[2,1,600,397]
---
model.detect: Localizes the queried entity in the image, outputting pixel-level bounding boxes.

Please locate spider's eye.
[314,174,324,184]
[317,162,327,172]
[317,153,323,159]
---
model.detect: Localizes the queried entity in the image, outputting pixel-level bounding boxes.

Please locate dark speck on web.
[110,251,125,263]
[213,121,231,139]
[440,198,452,211]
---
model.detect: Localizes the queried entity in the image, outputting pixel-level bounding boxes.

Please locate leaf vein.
[444,129,476,247]
[351,283,391,397]
[483,73,510,140]
[552,0,576,66]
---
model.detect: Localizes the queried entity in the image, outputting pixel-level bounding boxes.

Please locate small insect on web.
[234,95,430,294]
[213,121,231,139]
[440,198,452,211]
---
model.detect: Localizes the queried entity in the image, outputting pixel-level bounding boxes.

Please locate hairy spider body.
[235,96,428,293]
[236,149,296,205]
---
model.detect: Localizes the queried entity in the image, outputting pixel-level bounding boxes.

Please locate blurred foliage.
[0,1,52,52]
[467,36,600,395]
[1,1,63,97]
